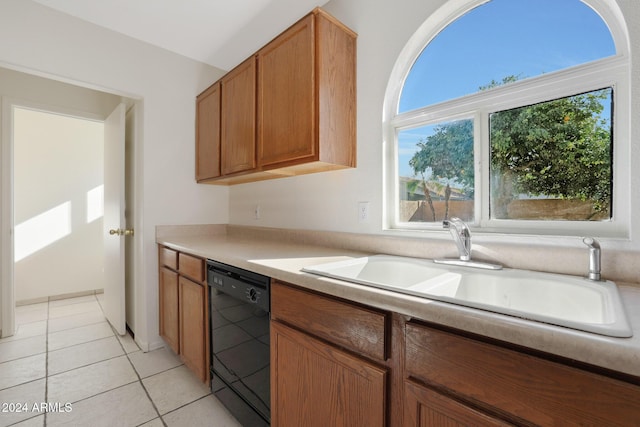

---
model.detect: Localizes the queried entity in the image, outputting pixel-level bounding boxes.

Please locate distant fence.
[400,200,473,222]
[400,199,607,222]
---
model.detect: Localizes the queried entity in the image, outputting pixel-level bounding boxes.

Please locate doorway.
[13,107,106,304]
[0,69,141,342]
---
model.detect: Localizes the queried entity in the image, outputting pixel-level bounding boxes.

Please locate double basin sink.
[302,255,632,338]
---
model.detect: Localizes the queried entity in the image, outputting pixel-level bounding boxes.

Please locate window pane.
[398,119,474,223]
[399,0,615,113]
[490,88,613,221]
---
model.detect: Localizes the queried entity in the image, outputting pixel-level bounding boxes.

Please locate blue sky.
[397,0,615,178]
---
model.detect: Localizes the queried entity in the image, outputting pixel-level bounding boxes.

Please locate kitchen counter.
[156,225,640,378]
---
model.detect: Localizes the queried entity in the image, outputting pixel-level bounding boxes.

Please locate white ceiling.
[32,0,323,71]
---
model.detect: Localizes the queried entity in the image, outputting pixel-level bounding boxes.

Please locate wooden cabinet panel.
[257,10,357,171]
[158,246,209,384]
[315,11,356,167]
[257,14,315,167]
[159,266,179,354]
[160,247,177,270]
[404,380,512,427]
[179,276,207,382]
[271,320,387,427]
[405,322,640,425]
[196,81,221,181]
[178,252,204,282]
[221,56,256,175]
[271,281,387,361]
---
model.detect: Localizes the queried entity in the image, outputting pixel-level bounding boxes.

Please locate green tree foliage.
[490,88,612,217]
[408,119,474,221]
[408,75,612,222]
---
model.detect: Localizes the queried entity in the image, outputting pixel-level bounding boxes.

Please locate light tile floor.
[0,294,241,427]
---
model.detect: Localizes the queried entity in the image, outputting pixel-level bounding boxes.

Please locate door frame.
[0,93,147,348]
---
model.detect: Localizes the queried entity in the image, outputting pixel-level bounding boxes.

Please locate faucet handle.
[582,237,602,281]
[583,236,601,249]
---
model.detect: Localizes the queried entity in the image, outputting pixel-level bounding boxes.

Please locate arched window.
[384,0,630,237]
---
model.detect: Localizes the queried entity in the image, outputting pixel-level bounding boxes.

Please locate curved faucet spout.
[443,217,471,261]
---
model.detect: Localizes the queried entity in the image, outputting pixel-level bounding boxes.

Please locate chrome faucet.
[583,237,602,281]
[435,218,501,270]
[443,217,471,261]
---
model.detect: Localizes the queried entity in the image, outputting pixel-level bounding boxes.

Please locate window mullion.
[476,110,489,227]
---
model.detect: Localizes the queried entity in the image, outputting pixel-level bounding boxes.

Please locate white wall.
[0,0,227,349]
[229,0,640,266]
[13,107,105,302]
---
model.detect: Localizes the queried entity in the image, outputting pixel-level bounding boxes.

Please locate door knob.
[109,228,134,236]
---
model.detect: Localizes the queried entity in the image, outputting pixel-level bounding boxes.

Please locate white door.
[103,103,127,335]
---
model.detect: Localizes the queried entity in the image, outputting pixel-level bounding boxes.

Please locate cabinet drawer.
[405,322,640,425]
[160,247,177,270]
[271,281,387,361]
[178,253,204,282]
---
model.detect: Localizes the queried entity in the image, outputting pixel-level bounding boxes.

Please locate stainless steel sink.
[302,255,632,338]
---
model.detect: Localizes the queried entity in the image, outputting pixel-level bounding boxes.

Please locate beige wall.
[13,107,105,302]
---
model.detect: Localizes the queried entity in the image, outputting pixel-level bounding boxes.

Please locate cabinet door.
[221,56,256,175]
[404,380,513,427]
[406,322,640,425]
[257,14,315,168]
[179,276,207,382]
[271,321,386,427]
[196,81,221,181]
[159,267,179,354]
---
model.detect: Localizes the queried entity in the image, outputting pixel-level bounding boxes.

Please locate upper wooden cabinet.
[257,11,356,172]
[196,82,221,181]
[257,14,315,169]
[221,56,257,176]
[196,8,356,185]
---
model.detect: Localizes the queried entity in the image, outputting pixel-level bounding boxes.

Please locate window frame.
[383,0,630,238]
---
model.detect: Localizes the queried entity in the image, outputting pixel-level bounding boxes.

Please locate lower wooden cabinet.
[271,321,387,427]
[270,281,640,427]
[270,281,389,426]
[405,322,640,426]
[179,276,207,382]
[158,246,209,384]
[159,267,179,354]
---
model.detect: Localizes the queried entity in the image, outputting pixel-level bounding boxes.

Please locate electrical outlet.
[358,202,370,222]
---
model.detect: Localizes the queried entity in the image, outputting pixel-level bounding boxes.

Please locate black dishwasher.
[207,259,270,426]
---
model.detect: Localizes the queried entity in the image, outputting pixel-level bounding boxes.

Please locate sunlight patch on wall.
[87,185,104,223]
[14,201,72,262]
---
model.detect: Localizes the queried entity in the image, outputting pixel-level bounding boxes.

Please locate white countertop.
[157,230,640,378]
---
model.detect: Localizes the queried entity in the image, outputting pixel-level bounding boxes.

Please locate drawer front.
[405,322,640,426]
[160,247,178,270]
[178,253,204,282]
[271,281,387,361]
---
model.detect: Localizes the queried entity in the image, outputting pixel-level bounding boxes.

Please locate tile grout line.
[117,332,169,427]
[47,332,118,354]
[159,393,214,419]
[104,301,169,427]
